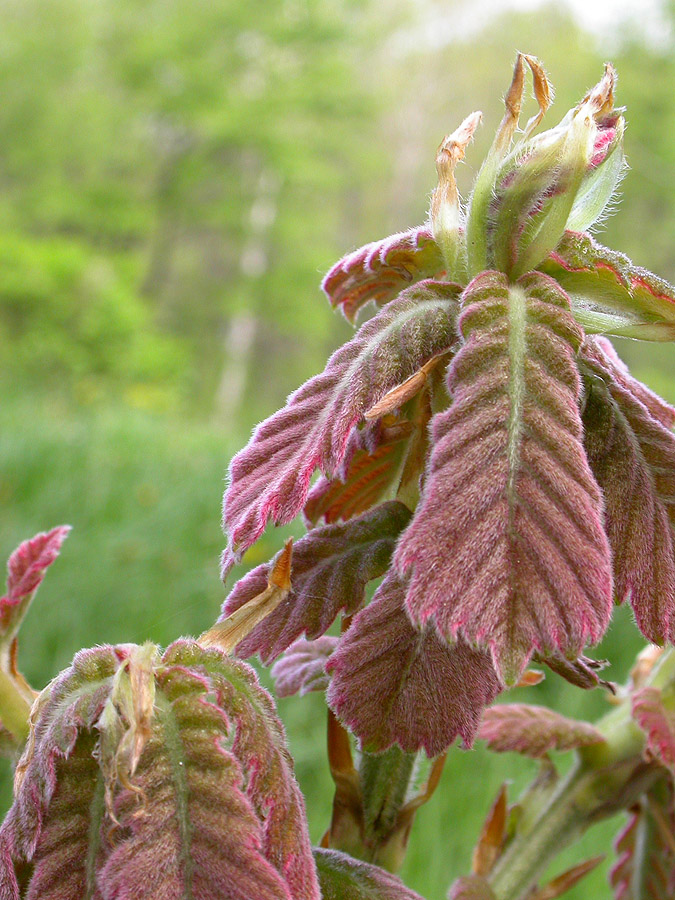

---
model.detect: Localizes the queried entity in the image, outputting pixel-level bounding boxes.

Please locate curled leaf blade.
[313,847,426,899]
[479,704,605,758]
[271,636,338,697]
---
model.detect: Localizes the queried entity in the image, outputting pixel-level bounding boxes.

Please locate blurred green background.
[1,0,674,896]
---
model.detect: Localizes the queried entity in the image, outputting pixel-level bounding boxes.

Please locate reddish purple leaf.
[326,571,502,756]
[538,652,611,691]
[222,501,411,663]
[580,338,675,644]
[314,847,426,899]
[396,270,613,684]
[321,226,445,323]
[271,636,338,697]
[222,281,460,571]
[610,776,675,900]
[539,230,675,340]
[0,526,70,635]
[479,703,605,757]
[632,686,675,772]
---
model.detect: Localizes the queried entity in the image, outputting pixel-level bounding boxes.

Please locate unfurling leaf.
[313,847,426,899]
[0,526,70,643]
[396,270,612,684]
[539,231,675,340]
[271,636,338,697]
[530,856,605,900]
[221,501,411,664]
[201,539,293,652]
[580,338,675,644]
[321,227,445,323]
[326,571,501,755]
[537,652,612,692]
[222,280,460,571]
[479,704,605,757]
[610,776,675,900]
[632,686,675,772]
[0,640,320,900]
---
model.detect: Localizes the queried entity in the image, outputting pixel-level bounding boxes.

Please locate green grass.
[0,394,651,898]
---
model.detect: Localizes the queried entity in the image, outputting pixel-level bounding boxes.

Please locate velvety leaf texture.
[321,226,445,323]
[271,636,338,697]
[326,571,501,756]
[222,501,411,663]
[610,776,675,900]
[313,848,426,900]
[222,281,459,571]
[304,420,413,526]
[580,337,675,644]
[449,876,497,900]
[539,230,675,340]
[479,703,605,757]
[0,526,71,633]
[0,640,319,900]
[396,269,613,683]
[632,686,675,773]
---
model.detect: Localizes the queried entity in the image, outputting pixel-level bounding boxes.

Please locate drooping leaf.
[479,704,605,757]
[537,652,611,692]
[222,501,411,664]
[271,636,338,697]
[0,640,320,900]
[0,526,71,642]
[313,847,426,900]
[396,270,613,684]
[321,227,445,323]
[222,281,460,571]
[539,230,675,340]
[610,776,675,900]
[580,338,675,644]
[326,571,501,756]
[632,686,675,773]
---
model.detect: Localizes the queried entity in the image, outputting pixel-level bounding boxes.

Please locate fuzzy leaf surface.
[326,571,501,755]
[223,281,459,570]
[271,636,338,697]
[610,776,675,900]
[313,848,426,899]
[479,703,605,757]
[0,640,319,900]
[539,231,675,340]
[632,686,675,773]
[0,526,70,639]
[396,270,613,683]
[222,501,411,663]
[580,338,675,644]
[321,226,445,323]
[449,876,497,900]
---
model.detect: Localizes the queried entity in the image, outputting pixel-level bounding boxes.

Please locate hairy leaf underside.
[610,776,675,900]
[632,686,675,774]
[539,231,675,340]
[222,501,411,663]
[222,281,459,572]
[581,338,675,644]
[271,637,338,698]
[326,572,501,755]
[396,270,613,683]
[0,641,319,900]
[321,227,445,323]
[478,703,605,757]
[313,847,426,899]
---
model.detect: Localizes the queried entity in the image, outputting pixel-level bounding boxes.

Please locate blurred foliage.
[1,1,675,898]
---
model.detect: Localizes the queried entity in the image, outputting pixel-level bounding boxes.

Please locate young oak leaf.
[326,571,502,756]
[580,339,675,645]
[321,226,446,324]
[0,640,320,900]
[313,847,426,900]
[478,704,605,758]
[632,686,675,773]
[222,280,459,572]
[610,776,675,900]
[538,230,675,340]
[396,269,613,685]
[271,636,338,697]
[0,526,71,644]
[220,501,411,664]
